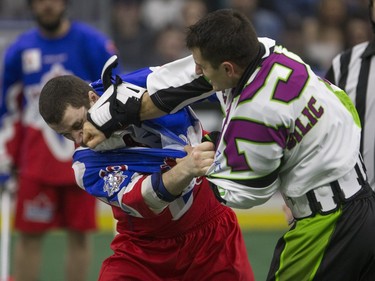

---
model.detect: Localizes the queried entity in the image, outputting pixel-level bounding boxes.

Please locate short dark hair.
[39,75,92,125]
[186,9,259,69]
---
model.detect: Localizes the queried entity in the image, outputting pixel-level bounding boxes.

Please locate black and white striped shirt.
[326,39,375,190]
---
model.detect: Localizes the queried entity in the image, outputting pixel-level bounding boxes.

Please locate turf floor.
[7,229,286,281]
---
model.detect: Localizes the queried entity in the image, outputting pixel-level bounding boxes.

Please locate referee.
[325,0,375,190]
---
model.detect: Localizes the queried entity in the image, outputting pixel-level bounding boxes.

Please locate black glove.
[87,56,146,138]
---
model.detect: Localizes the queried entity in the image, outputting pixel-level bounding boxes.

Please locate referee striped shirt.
[325,39,375,190]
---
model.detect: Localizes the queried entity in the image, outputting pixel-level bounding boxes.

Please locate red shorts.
[14,176,97,233]
[98,206,254,281]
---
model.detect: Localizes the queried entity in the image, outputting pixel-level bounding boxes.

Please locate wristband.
[151,173,178,202]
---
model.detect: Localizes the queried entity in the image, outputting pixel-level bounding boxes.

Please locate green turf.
[244,229,286,281]
[8,229,286,281]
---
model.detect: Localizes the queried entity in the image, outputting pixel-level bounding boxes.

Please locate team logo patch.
[160,157,176,172]
[24,194,53,223]
[22,48,42,74]
[99,165,128,197]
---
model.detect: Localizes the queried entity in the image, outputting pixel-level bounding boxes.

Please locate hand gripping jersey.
[0,22,117,185]
[146,37,362,209]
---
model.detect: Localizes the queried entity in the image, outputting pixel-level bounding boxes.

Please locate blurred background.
[1,0,372,76]
[0,0,373,280]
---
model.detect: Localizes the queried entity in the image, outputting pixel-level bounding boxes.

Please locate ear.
[222,61,235,77]
[223,61,244,81]
[88,91,99,106]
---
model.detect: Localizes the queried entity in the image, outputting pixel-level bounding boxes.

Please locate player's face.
[49,105,88,146]
[31,0,66,32]
[191,47,237,91]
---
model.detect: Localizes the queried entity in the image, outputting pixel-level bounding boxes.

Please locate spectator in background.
[202,0,227,12]
[110,0,154,71]
[301,0,348,74]
[182,0,208,27]
[0,0,30,19]
[149,0,208,66]
[256,0,315,57]
[141,0,185,32]
[227,0,285,43]
[258,0,316,26]
[0,0,118,280]
[151,25,190,66]
[346,0,371,17]
[300,0,373,75]
[345,16,372,47]
[112,0,208,69]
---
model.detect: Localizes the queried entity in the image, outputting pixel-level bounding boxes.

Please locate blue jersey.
[0,22,117,184]
[76,72,203,219]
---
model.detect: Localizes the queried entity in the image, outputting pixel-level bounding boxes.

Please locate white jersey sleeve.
[146,55,215,113]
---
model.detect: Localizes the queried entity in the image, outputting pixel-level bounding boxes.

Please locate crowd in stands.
[110,0,372,75]
[1,0,372,75]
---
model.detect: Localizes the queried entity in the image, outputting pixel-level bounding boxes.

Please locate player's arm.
[84,56,214,148]
[73,143,215,217]
[161,142,214,195]
[146,55,214,114]
[140,142,215,213]
[139,91,166,120]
